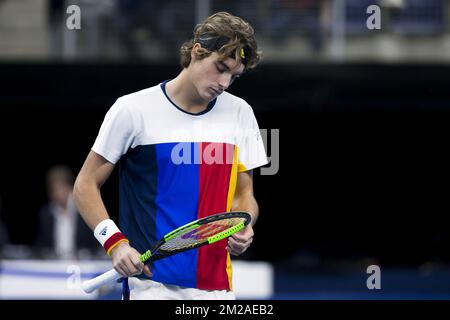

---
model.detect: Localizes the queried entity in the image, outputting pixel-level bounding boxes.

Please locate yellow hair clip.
[240,48,245,59]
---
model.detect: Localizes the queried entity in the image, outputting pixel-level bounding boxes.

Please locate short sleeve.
[92,99,136,164]
[237,105,268,172]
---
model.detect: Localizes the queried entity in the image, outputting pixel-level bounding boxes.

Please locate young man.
[74,11,267,300]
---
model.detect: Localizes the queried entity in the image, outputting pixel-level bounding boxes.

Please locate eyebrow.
[218,61,243,77]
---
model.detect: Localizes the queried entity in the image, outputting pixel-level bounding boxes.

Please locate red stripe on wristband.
[104,232,128,255]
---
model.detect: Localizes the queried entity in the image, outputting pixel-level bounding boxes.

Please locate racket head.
[140,211,251,263]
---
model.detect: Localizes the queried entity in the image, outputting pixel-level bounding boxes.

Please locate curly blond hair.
[180,12,262,71]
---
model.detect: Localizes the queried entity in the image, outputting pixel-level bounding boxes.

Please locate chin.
[202,90,215,101]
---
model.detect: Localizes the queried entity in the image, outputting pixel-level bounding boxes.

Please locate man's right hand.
[110,241,152,277]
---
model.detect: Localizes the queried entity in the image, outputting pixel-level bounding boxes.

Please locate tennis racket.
[81,211,251,293]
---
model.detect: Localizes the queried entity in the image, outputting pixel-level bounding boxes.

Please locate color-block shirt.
[92,81,267,291]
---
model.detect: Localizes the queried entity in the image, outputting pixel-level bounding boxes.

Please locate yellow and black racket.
[82,211,251,293]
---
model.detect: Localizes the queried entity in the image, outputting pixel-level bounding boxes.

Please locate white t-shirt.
[92,81,267,291]
[93,82,267,170]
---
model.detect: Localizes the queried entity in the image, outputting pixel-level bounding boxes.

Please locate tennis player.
[73,11,267,300]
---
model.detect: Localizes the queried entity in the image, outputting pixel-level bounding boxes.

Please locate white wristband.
[93,219,121,246]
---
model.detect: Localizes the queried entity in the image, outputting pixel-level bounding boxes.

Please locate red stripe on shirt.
[196,142,234,290]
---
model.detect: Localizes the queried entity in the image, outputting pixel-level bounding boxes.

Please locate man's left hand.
[226,224,254,256]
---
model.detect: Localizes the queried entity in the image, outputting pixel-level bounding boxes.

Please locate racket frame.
[139,211,251,263]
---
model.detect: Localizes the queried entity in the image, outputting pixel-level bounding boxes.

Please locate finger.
[131,257,144,273]
[232,235,253,246]
[228,237,245,251]
[143,265,153,277]
[228,237,252,251]
[123,257,140,276]
[227,239,248,253]
[227,245,244,256]
[231,229,254,242]
[228,238,253,256]
[113,263,128,278]
[113,255,133,276]
[120,260,133,277]
[231,233,246,242]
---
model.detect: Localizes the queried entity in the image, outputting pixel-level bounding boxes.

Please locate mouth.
[210,88,222,96]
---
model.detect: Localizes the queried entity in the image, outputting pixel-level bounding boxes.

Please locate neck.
[166,69,210,114]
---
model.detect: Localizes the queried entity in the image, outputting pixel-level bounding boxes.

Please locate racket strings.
[193,224,228,238]
[193,217,245,239]
[159,217,245,252]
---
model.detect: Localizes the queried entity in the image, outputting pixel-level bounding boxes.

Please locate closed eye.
[216,65,226,73]
[216,62,242,83]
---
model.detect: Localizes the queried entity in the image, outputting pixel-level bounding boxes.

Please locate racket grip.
[82,269,122,294]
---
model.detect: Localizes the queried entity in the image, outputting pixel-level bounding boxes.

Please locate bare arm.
[227,170,259,256]
[232,170,259,225]
[73,150,151,277]
[73,151,115,230]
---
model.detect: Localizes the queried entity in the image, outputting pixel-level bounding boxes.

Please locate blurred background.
[1,0,450,299]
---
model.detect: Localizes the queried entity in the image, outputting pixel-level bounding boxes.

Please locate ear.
[191,43,202,62]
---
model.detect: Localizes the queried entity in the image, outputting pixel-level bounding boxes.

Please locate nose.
[218,73,232,91]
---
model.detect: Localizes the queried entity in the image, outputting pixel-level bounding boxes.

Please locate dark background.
[1,62,449,267]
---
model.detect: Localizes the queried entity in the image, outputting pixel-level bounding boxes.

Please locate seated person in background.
[36,165,98,260]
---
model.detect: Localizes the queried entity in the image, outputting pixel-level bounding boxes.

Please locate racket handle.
[82,269,122,294]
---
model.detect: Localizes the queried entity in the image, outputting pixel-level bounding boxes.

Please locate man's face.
[190,50,245,102]
[49,181,71,207]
